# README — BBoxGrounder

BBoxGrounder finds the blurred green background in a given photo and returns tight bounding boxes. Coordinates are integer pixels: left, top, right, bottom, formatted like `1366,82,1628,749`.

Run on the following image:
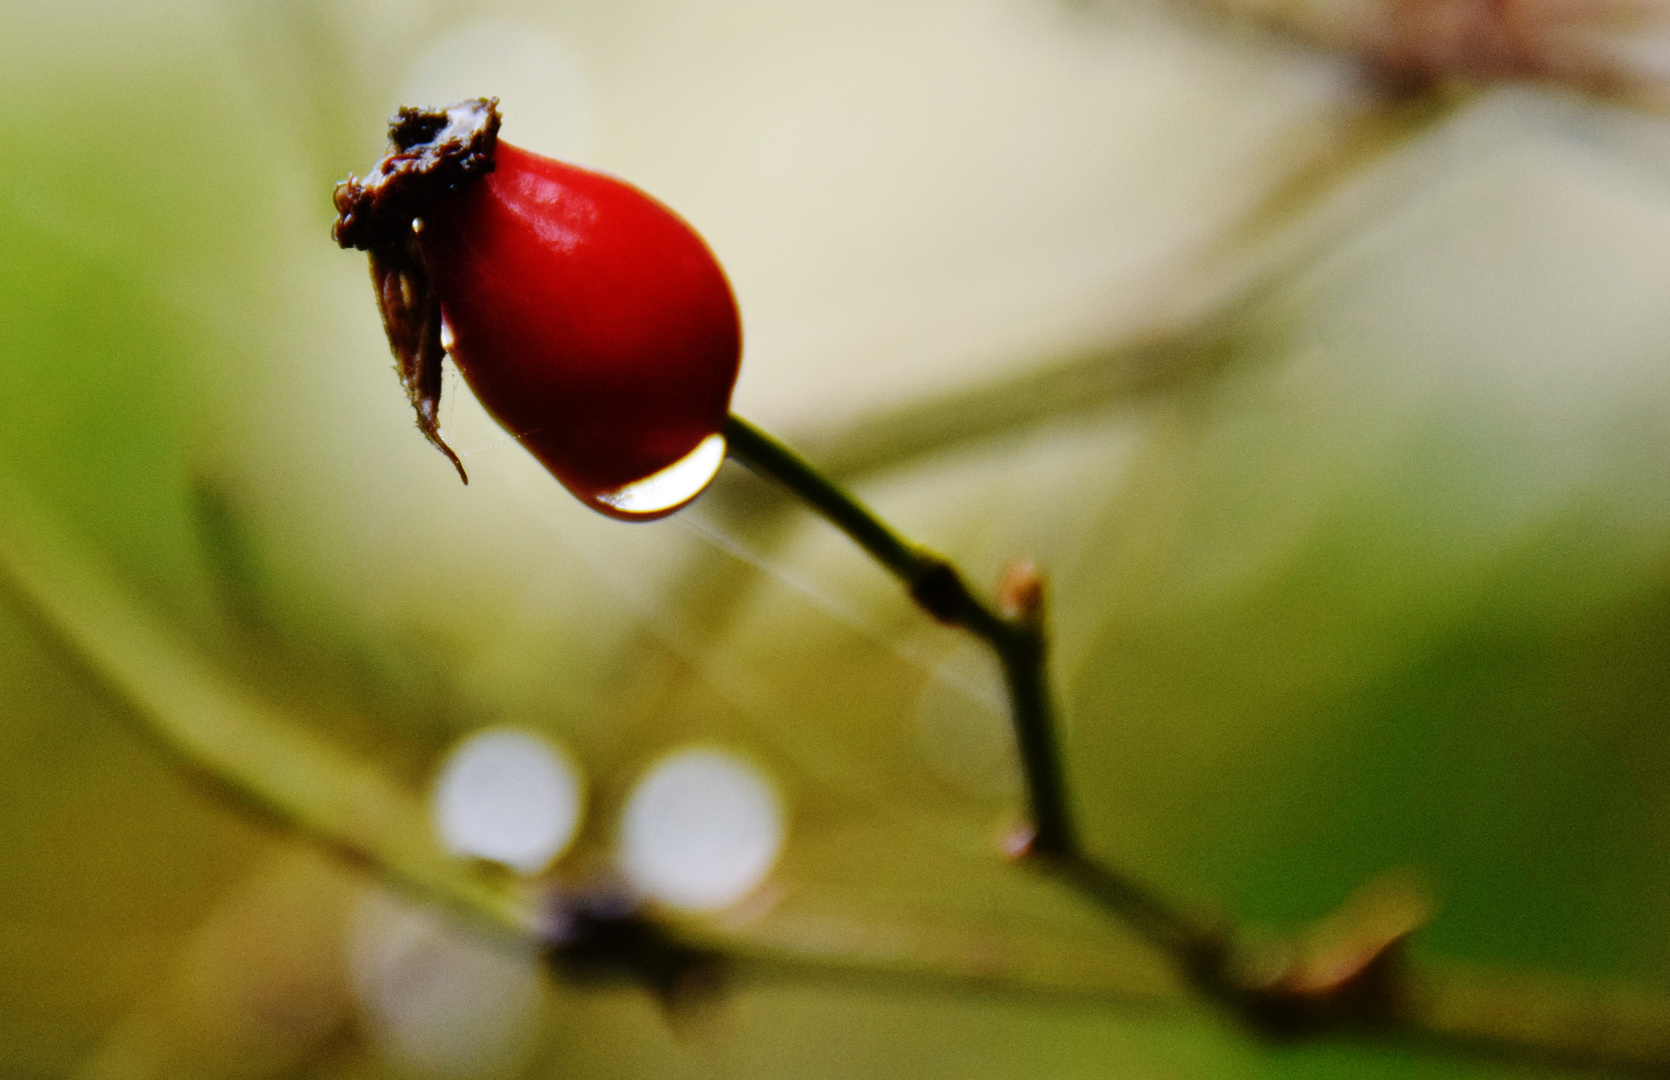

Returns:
2,0,1669,1077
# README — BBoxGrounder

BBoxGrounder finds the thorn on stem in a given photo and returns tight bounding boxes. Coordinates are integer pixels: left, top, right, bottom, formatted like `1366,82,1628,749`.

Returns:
1235,870,1434,1035
997,559,1044,622
997,822,1038,861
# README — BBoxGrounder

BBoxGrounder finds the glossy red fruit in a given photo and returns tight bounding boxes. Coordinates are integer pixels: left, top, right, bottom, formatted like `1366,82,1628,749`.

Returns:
333,99,741,520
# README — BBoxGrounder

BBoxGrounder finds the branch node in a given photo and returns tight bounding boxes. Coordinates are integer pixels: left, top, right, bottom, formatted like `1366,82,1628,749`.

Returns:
907,556,972,624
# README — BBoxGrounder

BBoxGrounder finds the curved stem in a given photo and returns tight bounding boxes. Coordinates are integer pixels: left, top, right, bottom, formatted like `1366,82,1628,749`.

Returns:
722,415,1217,962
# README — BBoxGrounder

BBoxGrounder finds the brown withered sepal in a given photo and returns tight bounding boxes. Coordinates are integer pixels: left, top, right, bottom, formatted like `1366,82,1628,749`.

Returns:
332,98,503,483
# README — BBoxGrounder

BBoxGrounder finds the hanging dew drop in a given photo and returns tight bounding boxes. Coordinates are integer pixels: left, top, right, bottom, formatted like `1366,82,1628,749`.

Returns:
589,433,727,518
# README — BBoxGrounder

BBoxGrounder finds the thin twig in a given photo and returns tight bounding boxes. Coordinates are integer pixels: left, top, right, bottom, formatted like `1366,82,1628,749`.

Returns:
5,439,1667,1072
724,414,1670,1075
723,415,1222,965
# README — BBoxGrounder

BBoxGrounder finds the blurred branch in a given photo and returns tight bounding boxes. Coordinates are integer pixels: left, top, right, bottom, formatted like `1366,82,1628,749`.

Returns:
1409,963,1670,1074
0,468,537,945
716,86,1468,500
1,461,1666,1072
724,417,1228,951
0,464,1192,1003
721,415,1670,1075
725,415,1220,961
685,91,1470,662
786,326,1237,487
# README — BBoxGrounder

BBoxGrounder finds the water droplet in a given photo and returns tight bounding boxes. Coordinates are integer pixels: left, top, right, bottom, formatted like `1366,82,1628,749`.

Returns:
589,433,726,519
431,728,584,874
618,747,784,912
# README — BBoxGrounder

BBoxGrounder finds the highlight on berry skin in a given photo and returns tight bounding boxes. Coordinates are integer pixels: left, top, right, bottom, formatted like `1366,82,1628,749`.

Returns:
334,98,742,520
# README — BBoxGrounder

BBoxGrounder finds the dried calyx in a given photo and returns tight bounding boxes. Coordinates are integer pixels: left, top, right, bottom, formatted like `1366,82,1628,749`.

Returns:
332,98,503,482
333,99,501,251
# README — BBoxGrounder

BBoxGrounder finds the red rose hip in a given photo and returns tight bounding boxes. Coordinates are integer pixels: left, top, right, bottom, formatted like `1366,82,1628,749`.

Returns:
333,99,741,520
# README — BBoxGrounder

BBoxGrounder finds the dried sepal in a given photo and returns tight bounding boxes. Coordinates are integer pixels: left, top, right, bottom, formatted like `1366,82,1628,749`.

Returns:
332,99,502,251
333,98,503,483
368,242,467,483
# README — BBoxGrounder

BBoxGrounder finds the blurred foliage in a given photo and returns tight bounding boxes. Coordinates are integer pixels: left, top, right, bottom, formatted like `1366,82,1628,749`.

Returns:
2,0,1669,1078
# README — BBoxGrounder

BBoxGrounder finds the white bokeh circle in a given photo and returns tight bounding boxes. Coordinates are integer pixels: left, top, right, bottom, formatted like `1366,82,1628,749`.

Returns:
619,747,785,912
431,728,583,874
349,888,543,1079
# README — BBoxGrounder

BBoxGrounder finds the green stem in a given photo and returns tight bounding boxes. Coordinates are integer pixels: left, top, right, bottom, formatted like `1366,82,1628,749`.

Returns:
722,415,1213,960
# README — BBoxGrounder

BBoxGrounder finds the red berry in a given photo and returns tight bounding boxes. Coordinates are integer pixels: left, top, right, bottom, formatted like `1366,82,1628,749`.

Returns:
333,99,741,520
